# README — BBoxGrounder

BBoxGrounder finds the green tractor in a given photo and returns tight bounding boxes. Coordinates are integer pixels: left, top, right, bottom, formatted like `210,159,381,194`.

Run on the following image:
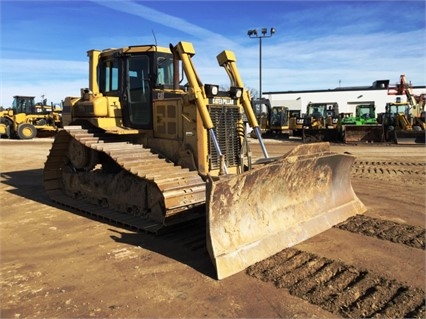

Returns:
339,103,384,143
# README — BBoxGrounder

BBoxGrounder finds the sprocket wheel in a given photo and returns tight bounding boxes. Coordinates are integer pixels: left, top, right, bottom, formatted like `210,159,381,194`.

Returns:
68,138,98,170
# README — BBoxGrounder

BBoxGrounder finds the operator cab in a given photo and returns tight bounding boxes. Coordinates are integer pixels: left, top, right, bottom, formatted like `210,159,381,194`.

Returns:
97,46,175,130
12,96,36,114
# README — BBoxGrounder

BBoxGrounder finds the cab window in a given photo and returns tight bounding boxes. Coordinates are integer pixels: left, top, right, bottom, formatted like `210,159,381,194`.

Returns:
156,56,174,88
101,60,119,93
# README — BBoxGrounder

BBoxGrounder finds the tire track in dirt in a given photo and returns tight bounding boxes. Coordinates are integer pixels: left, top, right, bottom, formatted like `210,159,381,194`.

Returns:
335,214,425,250
351,161,426,185
247,248,425,319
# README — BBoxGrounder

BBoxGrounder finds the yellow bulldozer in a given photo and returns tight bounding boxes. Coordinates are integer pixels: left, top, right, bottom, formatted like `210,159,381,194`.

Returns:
290,102,341,142
0,95,62,139
250,98,300,138
43,41,365,279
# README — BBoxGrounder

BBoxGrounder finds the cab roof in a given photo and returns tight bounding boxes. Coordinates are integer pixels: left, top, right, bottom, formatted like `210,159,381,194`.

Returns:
93,45,171,57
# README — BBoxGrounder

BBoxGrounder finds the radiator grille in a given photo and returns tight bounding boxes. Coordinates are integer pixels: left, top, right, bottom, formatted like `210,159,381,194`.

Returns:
208,105,241,170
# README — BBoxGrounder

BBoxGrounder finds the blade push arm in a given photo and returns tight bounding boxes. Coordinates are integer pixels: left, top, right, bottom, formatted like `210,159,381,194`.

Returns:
217,50,269,159
173,42,228,174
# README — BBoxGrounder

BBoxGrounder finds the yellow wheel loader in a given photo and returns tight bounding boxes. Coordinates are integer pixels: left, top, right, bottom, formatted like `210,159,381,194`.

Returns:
0,96,62,139
43,41,365,279
378,101,425,144
384,75,425,144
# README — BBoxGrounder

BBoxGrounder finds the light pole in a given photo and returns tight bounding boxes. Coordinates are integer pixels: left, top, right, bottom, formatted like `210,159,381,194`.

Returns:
247,27,276,100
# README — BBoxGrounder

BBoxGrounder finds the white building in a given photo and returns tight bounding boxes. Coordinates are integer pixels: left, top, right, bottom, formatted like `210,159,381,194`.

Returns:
263,79,426,115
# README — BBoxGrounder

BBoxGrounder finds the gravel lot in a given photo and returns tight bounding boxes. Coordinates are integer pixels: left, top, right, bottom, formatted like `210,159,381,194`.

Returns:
1,137,425,318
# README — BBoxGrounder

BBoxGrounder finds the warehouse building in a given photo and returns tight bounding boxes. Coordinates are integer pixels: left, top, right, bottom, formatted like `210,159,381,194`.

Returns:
263,78,426,115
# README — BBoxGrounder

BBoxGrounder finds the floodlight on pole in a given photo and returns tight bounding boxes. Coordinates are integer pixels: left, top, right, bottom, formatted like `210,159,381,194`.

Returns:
247,27,276,99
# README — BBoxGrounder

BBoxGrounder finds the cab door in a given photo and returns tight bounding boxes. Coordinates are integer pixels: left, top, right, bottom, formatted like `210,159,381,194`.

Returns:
126,55,152,129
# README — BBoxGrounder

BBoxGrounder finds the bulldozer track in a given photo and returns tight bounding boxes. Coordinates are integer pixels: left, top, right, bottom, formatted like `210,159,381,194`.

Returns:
335,214,425,250
43,126,206,234
247,247,425,319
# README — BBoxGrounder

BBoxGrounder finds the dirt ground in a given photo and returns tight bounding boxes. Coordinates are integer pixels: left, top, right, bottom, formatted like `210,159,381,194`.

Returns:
1,137,425,318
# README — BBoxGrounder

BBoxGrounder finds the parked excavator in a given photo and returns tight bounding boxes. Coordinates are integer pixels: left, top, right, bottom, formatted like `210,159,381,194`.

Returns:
43,41,365,279
338,103,384,143
0,95,62,139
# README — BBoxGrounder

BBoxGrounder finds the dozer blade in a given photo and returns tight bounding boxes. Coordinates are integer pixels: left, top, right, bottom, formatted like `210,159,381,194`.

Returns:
302,128,340,143
206,142,366,279
342,125,384,143
395,130,425,144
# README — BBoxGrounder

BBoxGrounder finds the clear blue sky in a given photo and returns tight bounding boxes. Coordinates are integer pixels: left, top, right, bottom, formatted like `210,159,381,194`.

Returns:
0,0,425,106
